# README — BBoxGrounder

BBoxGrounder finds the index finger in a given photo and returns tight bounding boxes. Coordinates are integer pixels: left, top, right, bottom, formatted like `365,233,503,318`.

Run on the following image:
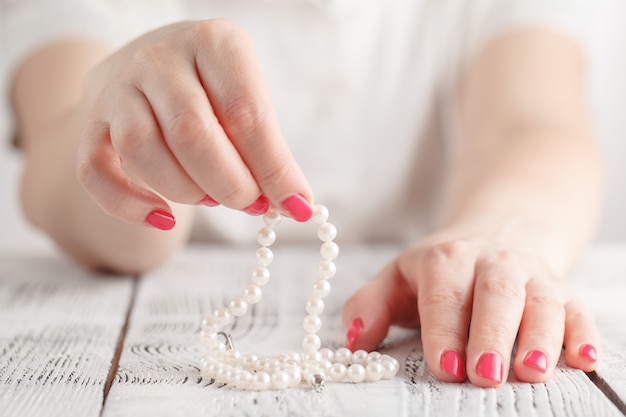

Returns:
193,19,314,221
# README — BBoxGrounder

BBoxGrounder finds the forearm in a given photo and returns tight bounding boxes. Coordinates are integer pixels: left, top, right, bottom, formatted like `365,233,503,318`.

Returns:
13,40,193,273
440,127,603,276
439,30,603,276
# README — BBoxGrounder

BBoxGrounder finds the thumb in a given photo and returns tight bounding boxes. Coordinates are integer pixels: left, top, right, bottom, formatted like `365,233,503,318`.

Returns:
341,260,419,351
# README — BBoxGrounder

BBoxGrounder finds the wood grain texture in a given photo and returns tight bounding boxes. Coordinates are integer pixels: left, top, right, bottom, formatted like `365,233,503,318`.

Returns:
0,255,134,417
102,245,624,417
569,245,626,412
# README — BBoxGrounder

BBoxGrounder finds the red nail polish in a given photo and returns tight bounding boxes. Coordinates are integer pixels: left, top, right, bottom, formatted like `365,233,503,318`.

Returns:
199,195,219,207
145,210,176,231
243,195,270,216
280,194,313,222
441,350,465,380
579,344,598,362
346,318,363,351
523,350,548,373
476,352,503,383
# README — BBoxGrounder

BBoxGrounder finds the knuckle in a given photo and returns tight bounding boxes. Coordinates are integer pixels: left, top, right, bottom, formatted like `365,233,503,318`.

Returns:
221,95,270,137
192,18,248,48
476,322,515,345
424,240,472,263
165,110,212,147
491,249,518,265
75,153,94,187
423,286,467,311
217,179,255,208
477,275,522,300
527,294,565,313
112,124,152,160
255,154,292,186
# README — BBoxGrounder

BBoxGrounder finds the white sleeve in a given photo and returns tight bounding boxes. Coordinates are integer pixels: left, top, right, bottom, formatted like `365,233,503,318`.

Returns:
464,0,585,63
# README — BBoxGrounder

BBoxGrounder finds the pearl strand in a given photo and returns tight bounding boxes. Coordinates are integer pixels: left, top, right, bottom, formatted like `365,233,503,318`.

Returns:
198,205,399,391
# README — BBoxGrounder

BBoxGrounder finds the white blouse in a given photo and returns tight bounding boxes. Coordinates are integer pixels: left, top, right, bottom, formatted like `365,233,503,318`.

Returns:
1,0,584,244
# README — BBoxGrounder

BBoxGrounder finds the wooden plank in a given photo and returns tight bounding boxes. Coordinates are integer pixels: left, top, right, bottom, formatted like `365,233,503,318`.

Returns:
569,245,626,412
103,245,624,417
0,255,134,417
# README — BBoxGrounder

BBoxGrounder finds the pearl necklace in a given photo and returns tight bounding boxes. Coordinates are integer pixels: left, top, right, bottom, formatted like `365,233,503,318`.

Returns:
198,205,399,391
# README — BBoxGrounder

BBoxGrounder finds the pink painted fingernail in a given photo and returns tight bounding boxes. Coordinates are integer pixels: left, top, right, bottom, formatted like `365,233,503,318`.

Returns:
523,350,548,373
440,349,465,380
280,194,313,222
198,195,219,207
346,318,363,351
476,352,503,383
243,195,270,216
579,344,598,362
145,210,176,231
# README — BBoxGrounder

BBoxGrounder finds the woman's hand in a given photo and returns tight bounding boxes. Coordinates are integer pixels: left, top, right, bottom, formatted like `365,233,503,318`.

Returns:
342,227,601,387
77,19,313,230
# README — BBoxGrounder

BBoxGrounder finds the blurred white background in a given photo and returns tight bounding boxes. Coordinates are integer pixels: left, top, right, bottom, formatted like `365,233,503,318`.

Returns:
0,0,624,253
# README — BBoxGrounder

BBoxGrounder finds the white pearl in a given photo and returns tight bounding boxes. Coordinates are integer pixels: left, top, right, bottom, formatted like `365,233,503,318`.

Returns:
317,359,332,371
251,266,270,286
210,342,226,355
301,351,322,363
319,348,334,362
225,349,242,366
302,334,322,352
263,209,282,226
257,226,276,246
317,260,337,279
200,355,211,370
329,363,347,382
347,364,366,383
368,351,382,362
255,247,273,266
243,284,262,304
365,362,384,382
284,351,301,363
213,307,233,327
215,365,230,384
253,372,271,391
303,315,322,334
320,241,339,260
236,370,253,389
335,347,352,365
352,350,369,365
381,357,399,379
312,205,329,224
242,354,258,370
382,355,400,371
305,297,325,316
263,358,280,373
317,222,337,242
229,297,248,316
205,362,219,378
271,370,290,390
200,316,220,334
285,366,302,387
312,279,331,298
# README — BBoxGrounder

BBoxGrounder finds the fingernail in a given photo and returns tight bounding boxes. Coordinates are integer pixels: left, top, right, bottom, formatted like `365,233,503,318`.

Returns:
476,352,503,383
243,195,270,216
198,195,219,207
440,349,465,380
280,194,313,222
346,318,363,351
523,350,548,373
145,210,176,231
579,344,598,362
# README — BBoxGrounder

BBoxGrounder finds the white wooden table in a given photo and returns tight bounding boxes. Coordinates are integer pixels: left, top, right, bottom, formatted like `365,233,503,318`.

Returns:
1,244,625,417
